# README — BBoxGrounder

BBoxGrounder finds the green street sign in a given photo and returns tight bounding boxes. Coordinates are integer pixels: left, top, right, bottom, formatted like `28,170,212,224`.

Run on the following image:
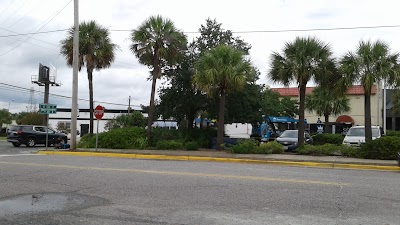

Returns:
39,103,57,114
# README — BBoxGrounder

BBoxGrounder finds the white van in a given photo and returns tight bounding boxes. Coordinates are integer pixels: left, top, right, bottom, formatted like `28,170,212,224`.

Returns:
342,126,382,146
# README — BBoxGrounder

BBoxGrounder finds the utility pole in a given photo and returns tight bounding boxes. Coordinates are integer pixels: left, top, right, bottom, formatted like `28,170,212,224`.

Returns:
71,0,79,150
128,96,131,113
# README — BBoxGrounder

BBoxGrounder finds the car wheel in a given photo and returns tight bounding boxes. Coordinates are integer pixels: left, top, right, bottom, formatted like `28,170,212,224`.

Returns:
12,142,21,147
26,137,36,147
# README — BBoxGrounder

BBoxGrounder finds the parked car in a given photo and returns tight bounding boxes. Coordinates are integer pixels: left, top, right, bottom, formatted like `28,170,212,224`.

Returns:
342,126,382,147
7,125,68,147
276,130,313,151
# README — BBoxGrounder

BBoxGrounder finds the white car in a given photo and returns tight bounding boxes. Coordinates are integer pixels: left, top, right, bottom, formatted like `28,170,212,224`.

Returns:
342,126,382,146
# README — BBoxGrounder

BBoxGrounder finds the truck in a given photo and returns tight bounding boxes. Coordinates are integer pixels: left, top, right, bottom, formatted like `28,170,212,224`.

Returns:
251,115,306,142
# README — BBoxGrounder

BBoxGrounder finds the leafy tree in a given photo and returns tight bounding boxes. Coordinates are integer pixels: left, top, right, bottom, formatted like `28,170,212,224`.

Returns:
305,87,350,133
60,21,117,135
56,123,71,134
339,40,400,141
105,111,146,130
194,45,252,150
158,54,206,128
261,88,298,117
130,15,187,141
158,18,253,128
0,109,12,129
269,37,334,145
190,18,251,56
17,112,43,125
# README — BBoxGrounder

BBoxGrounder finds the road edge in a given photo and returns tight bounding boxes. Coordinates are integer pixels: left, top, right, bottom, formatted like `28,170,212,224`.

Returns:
37,150,400,172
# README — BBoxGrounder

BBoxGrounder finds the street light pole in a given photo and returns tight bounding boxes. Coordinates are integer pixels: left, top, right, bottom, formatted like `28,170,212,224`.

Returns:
71,0,79,150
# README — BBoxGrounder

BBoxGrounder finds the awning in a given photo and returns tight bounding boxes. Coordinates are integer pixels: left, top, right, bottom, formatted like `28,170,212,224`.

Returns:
336,115,354,124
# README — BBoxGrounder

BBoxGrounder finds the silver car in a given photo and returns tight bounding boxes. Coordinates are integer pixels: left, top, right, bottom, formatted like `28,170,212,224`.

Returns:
276,130,313,151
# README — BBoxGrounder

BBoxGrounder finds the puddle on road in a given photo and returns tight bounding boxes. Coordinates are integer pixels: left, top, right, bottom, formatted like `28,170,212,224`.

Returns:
0,192,109,217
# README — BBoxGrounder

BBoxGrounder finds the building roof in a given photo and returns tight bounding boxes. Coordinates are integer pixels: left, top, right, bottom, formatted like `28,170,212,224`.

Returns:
272,85,377,97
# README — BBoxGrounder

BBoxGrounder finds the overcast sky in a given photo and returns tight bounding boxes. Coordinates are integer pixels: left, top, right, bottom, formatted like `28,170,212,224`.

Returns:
0,0,399,113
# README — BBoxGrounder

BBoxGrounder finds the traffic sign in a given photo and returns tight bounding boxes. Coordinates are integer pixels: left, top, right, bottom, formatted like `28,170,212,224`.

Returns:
39,103,57,114
94,105,104,120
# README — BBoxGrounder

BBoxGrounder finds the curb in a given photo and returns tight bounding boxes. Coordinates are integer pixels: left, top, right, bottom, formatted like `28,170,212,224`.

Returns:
37,150,400,172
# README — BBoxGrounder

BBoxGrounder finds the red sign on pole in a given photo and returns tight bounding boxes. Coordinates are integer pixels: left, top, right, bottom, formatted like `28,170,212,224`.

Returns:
94,105,104,120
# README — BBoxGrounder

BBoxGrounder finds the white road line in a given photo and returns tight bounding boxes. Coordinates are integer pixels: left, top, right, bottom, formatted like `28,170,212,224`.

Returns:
0,154,40,157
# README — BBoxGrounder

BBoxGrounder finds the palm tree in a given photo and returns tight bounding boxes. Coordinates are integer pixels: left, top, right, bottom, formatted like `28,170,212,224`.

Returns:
305,87,350,133
60,21,117,135
130,15,187,141
269,37,334,145
339,40,400,141
194,45,251,150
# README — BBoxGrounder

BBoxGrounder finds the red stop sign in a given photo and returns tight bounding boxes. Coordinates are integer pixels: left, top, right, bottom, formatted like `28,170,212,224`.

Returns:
94,105,104,120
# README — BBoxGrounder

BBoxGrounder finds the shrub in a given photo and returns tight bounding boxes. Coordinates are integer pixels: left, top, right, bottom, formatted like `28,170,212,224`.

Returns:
77,127,148,149
229,140,284,154
151,128,216,148
184,142,199,151
257,141,284,154
340,145,364,158
156,140,183,150
312,134,344,145
297,144,342,156
229,139,259,154
360,136,400,160
385,130,400,137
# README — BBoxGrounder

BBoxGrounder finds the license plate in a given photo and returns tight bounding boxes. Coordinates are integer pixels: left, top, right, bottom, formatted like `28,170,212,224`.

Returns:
283,146,288,150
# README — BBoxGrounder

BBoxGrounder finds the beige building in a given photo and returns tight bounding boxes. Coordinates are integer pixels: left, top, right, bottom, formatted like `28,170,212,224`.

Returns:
272,85,382,133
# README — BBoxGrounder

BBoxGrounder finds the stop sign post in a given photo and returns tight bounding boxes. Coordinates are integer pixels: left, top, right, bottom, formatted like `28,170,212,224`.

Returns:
94,105,104,151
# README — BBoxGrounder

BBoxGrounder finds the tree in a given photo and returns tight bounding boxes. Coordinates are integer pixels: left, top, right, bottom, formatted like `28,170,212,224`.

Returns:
130,15,187,141
305,87,350,133
269,37,334,145
194,45,252,150
0,109,12,129
60,21,117,135
190,18,251,56
157,18,253,128
105,111,146,130
17,112,43,125
339,40,400,141
261,88,298,117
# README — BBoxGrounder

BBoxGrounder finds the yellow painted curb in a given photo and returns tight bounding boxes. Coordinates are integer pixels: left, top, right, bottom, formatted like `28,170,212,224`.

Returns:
266,160,334,168
334,163,400,171
36,151,400,171
135,154,189,161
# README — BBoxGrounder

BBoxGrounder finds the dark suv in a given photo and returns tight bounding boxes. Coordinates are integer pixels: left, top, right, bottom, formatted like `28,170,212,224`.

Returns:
7,125,68,147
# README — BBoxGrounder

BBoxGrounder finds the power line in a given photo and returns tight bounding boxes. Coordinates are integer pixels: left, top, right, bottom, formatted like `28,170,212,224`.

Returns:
110,24,400,34
2,24,400,39
0,0,72,56
0,82,142,108
0,28,68,38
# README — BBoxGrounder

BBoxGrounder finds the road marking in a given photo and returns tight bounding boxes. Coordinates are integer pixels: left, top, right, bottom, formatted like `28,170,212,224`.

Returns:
0,154,40,157
0,161,349,186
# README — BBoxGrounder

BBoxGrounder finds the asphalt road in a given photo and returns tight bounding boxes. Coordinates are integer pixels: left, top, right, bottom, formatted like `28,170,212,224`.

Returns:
0,143,399,224
0,139,42,155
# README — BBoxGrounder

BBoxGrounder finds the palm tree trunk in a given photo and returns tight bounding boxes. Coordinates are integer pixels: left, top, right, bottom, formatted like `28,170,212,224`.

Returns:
88,69,94,136
147,74,157,142
217,89,226,150
298,84,306,145
364,92,372,141
147,50,160,143
324,113,330,133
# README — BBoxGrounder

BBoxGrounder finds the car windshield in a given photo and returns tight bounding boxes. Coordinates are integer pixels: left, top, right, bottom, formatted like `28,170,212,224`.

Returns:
279,130,298,138
346,127,380,137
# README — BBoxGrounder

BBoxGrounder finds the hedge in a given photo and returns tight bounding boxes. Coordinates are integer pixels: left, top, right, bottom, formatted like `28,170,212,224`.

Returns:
312,134,344,145
361,136,400,160
229,140,284,154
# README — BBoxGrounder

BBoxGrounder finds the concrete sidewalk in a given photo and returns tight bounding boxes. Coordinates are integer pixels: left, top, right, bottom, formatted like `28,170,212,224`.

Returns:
37,148,400,171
